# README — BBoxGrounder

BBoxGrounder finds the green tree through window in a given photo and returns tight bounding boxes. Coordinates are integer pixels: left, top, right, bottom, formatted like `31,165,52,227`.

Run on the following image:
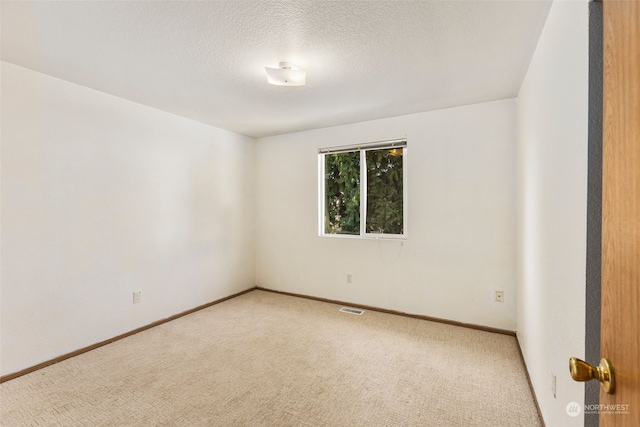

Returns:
366,148,403,234
324,151,360,234
322,145,405,236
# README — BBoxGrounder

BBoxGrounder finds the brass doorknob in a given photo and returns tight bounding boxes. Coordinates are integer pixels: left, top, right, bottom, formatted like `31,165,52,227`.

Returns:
569,357,615,394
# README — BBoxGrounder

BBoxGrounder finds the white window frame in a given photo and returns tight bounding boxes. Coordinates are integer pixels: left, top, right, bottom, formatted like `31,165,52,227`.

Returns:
318,139,408,240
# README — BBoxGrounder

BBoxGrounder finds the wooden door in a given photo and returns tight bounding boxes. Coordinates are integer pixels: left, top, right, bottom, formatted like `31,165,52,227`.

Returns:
601,0,640,425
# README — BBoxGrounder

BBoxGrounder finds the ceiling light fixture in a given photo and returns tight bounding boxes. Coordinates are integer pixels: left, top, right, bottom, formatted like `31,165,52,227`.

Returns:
265,62,306,86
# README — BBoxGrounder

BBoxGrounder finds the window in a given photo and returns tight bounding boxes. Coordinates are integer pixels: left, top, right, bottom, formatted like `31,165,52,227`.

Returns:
319,139,407,238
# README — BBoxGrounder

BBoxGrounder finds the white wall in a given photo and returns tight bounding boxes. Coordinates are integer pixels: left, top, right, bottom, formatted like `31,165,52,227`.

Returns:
516,1,589,426
256,99,517,330
0,62,256,376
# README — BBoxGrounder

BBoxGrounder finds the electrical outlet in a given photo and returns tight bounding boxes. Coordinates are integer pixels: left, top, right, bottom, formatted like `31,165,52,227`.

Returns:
551,372,557,398
133,291,142,304
346,273,353,284
495,291,504,303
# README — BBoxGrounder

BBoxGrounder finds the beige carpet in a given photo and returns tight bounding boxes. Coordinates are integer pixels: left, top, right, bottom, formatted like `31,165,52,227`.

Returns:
0,290,541,426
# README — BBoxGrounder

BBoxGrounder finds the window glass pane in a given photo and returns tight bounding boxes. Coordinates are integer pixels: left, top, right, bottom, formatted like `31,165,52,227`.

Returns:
324,151,360,234
366,148,403,234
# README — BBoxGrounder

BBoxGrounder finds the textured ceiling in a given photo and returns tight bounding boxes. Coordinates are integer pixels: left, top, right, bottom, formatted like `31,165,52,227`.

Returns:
1,1,551,138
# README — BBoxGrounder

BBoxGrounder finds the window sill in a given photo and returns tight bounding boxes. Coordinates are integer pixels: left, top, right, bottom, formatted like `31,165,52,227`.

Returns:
319,233,407,241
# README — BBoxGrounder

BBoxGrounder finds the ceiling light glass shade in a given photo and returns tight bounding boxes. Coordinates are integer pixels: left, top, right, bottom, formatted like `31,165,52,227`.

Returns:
265,62,306,86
